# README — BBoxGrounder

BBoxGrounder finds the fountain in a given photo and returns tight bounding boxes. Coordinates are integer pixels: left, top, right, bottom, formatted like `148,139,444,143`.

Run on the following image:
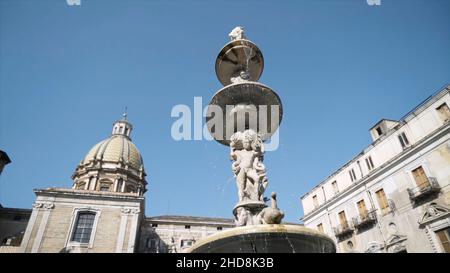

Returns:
187,27,336,253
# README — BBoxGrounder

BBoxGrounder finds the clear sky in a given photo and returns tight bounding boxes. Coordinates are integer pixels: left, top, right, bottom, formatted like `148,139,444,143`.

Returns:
0,0,449,223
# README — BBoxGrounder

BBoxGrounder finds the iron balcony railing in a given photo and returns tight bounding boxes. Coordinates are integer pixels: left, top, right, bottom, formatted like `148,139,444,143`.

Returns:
407,177,440,201
333,222,354,238
352,210,377,229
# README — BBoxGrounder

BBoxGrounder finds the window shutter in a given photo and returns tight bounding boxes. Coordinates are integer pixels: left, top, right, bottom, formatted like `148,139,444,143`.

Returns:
436,229,450,253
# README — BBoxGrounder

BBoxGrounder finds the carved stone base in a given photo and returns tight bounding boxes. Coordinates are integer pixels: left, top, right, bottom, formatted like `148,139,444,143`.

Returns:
233,201,266,226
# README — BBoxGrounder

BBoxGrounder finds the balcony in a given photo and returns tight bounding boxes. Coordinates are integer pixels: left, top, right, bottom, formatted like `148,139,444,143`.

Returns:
352,211,377,230
333,223,354,238
407,177,440,202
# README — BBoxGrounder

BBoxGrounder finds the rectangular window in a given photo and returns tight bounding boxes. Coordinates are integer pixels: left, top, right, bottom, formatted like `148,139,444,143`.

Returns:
376,127,383,136
436,103,450,122
331,181,339,195
357,200,368,219
411,166,430,189
98,181,111,191
398,132,410,149
181,240,194,247
71,212,95,244
151,223,158,228
185,225,191,229
217,226,223,231
338,211,348,228
317,223,324,233
349,169,357,182
436,228,450,253
375,189,390,214
312,195,319,208
365,156,374,170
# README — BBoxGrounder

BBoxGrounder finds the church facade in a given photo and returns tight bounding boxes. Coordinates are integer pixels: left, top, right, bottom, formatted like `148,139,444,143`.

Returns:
0,115,234,253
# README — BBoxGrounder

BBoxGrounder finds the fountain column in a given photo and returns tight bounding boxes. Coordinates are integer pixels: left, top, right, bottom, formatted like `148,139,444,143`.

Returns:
188,27,336,253
206,26,284,226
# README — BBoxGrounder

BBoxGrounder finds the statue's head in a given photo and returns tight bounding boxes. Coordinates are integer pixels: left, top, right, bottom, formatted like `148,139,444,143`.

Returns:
243,130,257,150
242,139,251,150
230,129,262,151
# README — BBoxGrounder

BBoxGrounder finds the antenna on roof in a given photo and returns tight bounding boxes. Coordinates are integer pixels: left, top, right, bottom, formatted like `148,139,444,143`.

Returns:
123,106,128,120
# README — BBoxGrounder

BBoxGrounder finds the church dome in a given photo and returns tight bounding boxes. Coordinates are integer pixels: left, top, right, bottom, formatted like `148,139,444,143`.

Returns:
82,135,144,170
72,113,147,195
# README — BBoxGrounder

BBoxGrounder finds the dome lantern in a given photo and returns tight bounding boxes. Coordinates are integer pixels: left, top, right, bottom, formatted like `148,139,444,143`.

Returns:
112,111,133,139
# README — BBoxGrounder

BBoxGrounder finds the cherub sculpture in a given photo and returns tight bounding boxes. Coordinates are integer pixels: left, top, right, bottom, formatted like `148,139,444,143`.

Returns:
230,130,268,202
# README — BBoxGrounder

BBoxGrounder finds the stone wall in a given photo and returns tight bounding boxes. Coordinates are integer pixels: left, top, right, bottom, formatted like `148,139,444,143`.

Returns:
19,188,144,253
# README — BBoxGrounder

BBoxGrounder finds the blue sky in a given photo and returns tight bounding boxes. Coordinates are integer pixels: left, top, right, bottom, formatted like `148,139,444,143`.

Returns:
0,0,449,223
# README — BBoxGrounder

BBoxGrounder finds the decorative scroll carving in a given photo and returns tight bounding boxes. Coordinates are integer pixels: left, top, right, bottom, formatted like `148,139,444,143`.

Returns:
365,241,384,253
121,208,140,214
33,202,55,210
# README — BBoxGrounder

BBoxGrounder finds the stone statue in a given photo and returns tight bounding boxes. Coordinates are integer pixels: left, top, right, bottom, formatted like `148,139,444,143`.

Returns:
258,192,284,224
230,130,268,202
168,237,177,253
229,26,247,41
235,207,251,226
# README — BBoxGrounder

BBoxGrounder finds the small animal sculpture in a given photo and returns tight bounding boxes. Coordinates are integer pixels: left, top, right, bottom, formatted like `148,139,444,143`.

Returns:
258,192,284,224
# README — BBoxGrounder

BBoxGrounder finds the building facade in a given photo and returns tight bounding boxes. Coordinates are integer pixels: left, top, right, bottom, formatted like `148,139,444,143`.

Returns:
137,215,234,253
300,85,450,253
0,115,234,253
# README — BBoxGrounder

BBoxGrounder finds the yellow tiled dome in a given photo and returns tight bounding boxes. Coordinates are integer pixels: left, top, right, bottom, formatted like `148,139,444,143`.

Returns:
83,135,143,170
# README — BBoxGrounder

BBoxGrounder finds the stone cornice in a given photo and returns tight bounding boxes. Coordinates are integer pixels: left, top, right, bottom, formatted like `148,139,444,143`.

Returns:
73,164,146,183
146,216,235,227
34,188,145,203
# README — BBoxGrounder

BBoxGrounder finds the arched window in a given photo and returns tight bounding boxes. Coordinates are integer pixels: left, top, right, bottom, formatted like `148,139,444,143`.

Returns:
71,212,96,244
